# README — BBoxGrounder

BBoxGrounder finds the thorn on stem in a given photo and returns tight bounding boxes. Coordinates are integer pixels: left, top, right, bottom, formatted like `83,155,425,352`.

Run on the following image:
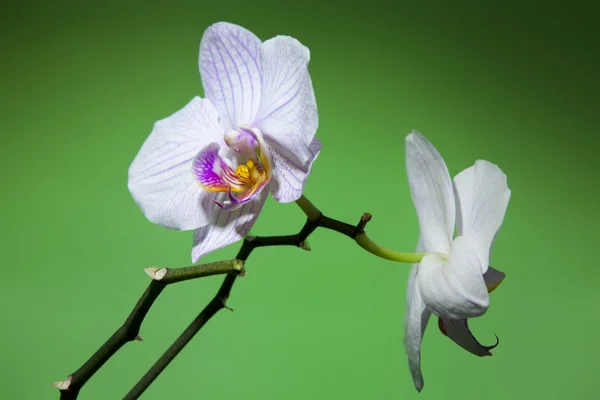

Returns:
134,335,144,341
220,296,234,312
299,240,311,251
52,375,72,390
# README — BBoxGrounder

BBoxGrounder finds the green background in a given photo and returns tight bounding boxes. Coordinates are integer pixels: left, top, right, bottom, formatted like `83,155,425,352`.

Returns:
2,0,598,398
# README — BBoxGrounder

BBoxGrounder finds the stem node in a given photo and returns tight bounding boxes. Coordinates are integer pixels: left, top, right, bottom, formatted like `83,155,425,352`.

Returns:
52,376,72,390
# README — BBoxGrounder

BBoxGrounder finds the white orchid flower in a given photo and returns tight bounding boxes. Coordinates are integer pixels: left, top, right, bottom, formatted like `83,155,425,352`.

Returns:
403,131,511,391
128,22,320,262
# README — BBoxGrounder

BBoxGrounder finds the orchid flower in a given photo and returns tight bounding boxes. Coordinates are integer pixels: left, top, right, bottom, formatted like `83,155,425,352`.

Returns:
403,131,511,391
128,22,320,262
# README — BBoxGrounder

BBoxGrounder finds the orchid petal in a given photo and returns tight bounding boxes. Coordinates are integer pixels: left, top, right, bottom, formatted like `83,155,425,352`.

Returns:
405,131,455,255
483,266,505,293
199,22,262,130
253,36,318,168
438,318,499,356
192,143,248,192
128,97,223,231
418,236,489,319
404,237,430,392
191,190,268,262
267,137,321,203
453,160,511,273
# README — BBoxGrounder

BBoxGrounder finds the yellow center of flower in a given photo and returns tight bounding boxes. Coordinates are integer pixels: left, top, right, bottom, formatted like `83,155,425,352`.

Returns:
235,159,262,182
236,165,250,180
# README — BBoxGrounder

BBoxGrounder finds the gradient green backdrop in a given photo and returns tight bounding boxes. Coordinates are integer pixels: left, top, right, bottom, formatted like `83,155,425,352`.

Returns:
2,0,598,399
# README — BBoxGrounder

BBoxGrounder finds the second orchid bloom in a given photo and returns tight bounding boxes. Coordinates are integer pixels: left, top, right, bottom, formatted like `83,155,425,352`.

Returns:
404,131,511,391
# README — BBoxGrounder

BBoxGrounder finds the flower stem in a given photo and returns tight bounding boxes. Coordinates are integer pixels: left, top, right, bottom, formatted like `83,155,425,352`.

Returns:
146,260,244,284
296,195,423,264
295,195,321,220
355,233,425,263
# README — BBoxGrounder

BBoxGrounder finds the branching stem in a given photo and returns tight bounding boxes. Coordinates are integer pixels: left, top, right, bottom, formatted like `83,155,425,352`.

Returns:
55,195,419,399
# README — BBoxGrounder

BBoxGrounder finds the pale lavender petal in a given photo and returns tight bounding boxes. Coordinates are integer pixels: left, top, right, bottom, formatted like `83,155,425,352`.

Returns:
438,318,499,356
199,22,263,130
192,142,247,191
404,237,430,392
128,97,223,230
252,36,318,168
191,189,268,262
267,137,321,203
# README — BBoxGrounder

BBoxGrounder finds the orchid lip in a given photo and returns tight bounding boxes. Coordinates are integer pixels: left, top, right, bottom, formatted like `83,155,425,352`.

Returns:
192,143,247,193
438,318,500,357
193,128,272,211
213,176,272,210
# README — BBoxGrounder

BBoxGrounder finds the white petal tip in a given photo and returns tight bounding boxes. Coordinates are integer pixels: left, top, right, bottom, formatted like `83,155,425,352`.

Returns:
406,130,423,142
144,267,167,281
271,35,310,59
52,376,72,390
410,368,424,392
